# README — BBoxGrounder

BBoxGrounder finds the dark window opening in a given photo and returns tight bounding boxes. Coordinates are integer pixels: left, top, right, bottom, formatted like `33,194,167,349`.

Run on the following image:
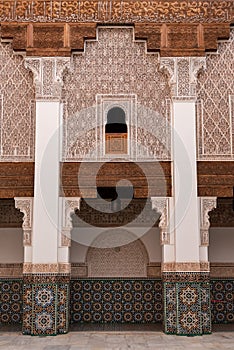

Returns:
97,187,134,200
105,107,127,133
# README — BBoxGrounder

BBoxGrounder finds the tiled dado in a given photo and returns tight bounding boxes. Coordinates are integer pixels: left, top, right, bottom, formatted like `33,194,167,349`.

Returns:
70,279,163,324
210,279,234,324
163,272,211,335
23,274,69,336
0,279,23,324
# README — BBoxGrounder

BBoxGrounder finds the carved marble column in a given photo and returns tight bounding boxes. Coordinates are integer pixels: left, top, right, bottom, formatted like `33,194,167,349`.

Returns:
160,57,211,335
22,57,71,336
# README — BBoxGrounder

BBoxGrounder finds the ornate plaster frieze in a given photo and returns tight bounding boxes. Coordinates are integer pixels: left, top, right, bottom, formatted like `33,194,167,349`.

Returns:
14,197,33,246
0,1,233,23
61,197,80,247
24,57,70,100
151,197,169,245
162,262,210,272
23,262,70,274
160,57,206,100
200,197,217,246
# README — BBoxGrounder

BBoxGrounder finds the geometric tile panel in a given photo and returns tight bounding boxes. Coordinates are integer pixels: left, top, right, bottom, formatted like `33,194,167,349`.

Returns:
177,283,202,335
210,279,234,324
0,279,23,324
164,281,211,335
22,281,69,336
70,279,163,324
33,284,57,335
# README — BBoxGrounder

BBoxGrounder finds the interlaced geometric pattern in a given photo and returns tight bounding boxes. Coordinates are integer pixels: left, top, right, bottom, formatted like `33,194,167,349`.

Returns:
0,279,23,324
0,42,35,161
62,28,171,161
70,279,163,324
210,279,234,323
197,29,234,159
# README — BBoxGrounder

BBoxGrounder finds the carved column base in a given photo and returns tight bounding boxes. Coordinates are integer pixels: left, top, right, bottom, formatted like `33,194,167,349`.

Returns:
22,274,70,335
162,272,211,335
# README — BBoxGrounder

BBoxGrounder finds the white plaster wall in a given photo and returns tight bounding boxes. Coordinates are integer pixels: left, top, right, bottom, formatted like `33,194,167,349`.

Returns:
209,227,234,262
70,227,161,263
0,228,23,262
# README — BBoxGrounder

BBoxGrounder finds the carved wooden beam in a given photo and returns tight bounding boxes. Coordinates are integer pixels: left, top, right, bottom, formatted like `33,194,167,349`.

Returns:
135,23,230,56
0,161,233,198
0,22,97,56
0,21,231,57
60,161,172,198
0,162,34,198
0,0,233,57
197,161,234,197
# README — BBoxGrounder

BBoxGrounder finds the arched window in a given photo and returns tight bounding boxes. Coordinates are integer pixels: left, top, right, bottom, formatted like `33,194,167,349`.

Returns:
105,107,128,154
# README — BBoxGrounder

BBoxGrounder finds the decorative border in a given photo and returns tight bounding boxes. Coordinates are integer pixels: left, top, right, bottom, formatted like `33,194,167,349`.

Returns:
23,263,71,274
162,262,210,273
0,1,232,23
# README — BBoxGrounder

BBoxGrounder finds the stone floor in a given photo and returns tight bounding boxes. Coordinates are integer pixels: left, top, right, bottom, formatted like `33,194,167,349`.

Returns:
0,326,234,350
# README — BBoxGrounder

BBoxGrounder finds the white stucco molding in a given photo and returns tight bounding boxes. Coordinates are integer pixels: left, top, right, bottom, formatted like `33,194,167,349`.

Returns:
151,197,170,245
61,197,81,247
200,197,217,246
160,57,206,99
14,197,33,246
24,57,71,100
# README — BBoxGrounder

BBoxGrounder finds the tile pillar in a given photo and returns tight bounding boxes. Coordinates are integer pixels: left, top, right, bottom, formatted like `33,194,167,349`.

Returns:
160,57,211,335
22,57,71,335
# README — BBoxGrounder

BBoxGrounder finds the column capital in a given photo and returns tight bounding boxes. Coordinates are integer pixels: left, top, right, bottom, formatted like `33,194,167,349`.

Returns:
14,197,33,246
151,197,170,245
24,57,71,100
160,57,206,101
200,197,217,246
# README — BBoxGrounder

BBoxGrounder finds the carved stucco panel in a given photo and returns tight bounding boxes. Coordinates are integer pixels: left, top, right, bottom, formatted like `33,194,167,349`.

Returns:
197,29,234,159
14,197,33,246
61,197,80,247
62,27,171,161
151,197,169,245
0,42,35,161
200,197,217,246
160,57,206,99
25,57,70,99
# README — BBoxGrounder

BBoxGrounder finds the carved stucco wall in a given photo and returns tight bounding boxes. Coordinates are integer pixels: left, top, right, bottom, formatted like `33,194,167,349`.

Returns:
197,29,234,159
62,27,171,161
0,41,35,161
86,233,149,277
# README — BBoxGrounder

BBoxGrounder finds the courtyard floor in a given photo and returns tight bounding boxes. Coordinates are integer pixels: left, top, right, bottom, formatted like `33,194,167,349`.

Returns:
0,326,234,350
